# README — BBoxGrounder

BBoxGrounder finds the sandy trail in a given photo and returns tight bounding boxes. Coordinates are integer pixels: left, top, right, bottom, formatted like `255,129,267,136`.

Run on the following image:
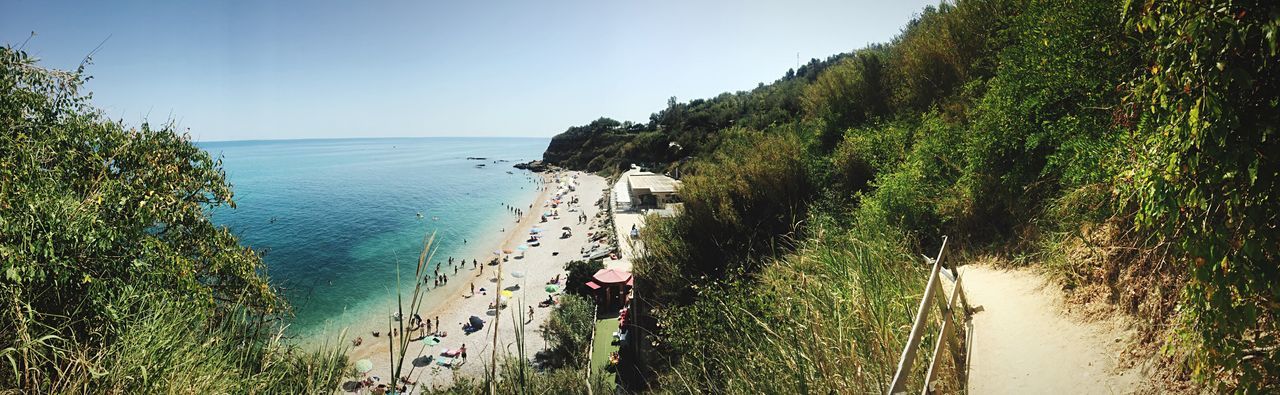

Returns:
963,265,1145,394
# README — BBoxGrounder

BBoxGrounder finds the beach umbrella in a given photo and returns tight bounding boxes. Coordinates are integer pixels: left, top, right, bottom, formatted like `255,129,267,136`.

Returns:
510,271,526,278
355,359,374,374
530,228,542,234
492,250,502,256
516,244,529,251
561,226,571,230
468,316,485,329
503,248,515,254
500,290,514,298
545,284,560,292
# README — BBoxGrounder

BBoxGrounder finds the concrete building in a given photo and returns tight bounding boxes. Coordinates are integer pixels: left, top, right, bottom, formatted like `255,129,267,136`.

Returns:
627,173,681,208
612,167,683,212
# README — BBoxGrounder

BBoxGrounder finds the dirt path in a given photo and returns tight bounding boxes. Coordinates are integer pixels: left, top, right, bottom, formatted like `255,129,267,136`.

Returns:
963,264,1147,394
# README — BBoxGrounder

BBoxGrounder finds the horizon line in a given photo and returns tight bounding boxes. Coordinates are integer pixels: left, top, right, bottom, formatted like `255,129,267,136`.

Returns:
195,135,554,144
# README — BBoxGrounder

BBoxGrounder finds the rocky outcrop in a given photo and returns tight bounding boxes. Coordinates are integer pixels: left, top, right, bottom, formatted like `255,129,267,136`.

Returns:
513,160,553,172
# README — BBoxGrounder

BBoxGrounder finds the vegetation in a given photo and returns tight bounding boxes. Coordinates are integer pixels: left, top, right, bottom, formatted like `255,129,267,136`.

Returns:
5,0,1278,392
545,0,1279,392
0,47,347,392
563,259,605,297
538,294,596,370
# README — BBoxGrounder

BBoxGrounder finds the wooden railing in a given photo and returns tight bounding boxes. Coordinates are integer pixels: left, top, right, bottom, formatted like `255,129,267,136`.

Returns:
887,236,971,395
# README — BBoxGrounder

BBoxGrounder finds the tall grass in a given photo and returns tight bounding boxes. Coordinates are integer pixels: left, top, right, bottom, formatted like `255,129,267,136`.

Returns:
377,231,444,390
647,213,959,393
1,290,349,393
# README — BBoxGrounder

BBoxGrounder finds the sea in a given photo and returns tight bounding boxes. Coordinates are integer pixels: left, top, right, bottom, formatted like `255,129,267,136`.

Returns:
198,137,548,340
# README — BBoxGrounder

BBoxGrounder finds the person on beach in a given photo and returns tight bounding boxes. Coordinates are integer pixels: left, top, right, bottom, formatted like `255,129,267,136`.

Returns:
435,317,440,332
527,306,534,323
470,283,475,295
460,344,468,360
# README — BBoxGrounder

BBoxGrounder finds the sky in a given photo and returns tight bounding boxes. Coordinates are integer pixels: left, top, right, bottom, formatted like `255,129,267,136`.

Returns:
2,0,937,141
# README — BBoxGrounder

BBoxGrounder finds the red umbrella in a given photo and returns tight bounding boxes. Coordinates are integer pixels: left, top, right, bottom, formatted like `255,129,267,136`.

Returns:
592,269,632,285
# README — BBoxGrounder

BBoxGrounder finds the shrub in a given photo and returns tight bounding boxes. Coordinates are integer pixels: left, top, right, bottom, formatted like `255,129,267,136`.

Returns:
564,259,605,297
0,46,344,392
963,0,1130,232
637,128,813,306
803,51,889,149
1122,0,1280,387
539,294,596,369
830,122,912,193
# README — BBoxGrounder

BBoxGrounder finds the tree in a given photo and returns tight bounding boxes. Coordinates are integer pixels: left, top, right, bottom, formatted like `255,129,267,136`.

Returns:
1,46,283,389
564,259,605,296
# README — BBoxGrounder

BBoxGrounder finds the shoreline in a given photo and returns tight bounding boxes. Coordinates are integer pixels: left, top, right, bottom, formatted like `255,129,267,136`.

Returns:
290,171,544,345
342,170,611,390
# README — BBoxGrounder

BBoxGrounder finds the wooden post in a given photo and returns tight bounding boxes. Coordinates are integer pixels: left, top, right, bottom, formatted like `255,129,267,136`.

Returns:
954,279,972,317
887,236,948,394
921,273,963,394
931,279,963,372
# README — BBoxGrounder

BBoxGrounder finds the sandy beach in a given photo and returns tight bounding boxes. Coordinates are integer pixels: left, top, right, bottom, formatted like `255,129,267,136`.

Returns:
342,170,611,391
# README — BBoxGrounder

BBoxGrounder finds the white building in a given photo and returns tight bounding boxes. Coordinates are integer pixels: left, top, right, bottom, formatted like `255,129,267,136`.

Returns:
612,166,681,211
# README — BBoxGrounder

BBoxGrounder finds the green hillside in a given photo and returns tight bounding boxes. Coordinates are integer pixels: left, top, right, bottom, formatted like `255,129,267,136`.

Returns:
544,0,1279,392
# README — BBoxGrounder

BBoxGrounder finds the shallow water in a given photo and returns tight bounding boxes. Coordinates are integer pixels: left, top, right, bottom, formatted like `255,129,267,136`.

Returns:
199,137,547,339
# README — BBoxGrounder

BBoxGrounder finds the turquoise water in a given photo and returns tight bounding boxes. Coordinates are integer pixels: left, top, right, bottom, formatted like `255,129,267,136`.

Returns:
199,137,547,338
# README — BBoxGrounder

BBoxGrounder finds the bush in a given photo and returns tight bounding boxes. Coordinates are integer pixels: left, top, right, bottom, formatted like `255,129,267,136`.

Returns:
853,113,967,245
803,51,889,149
637,128,813,306
830,122,912,193
0,46,344,392
963,0,1130,231
539,294,596,369
564,259,605,297
1122,0,1280,387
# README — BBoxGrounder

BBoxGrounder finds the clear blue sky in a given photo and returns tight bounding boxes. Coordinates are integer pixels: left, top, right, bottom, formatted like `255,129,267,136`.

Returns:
3,0,937,141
